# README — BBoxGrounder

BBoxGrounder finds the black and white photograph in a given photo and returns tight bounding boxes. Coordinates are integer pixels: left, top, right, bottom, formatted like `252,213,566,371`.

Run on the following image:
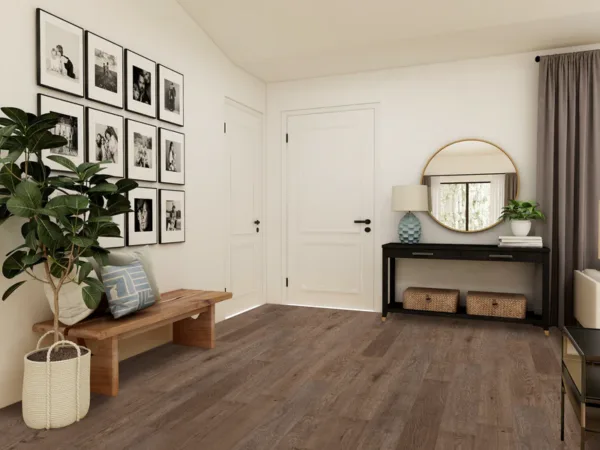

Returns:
160,189,185,244
159,128,185,184
125,50,156,118
99,214,126,249
158,65,184,126
38,94,85,171
86,108,124,177
86,32,123,108
37,9,84,97
127,187,157,246
126,119,157,181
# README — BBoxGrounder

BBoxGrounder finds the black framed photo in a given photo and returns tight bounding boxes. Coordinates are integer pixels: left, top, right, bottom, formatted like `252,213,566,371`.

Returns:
157,65,184,126
86,108,124,178
159,128,185,185
38,94,85,172
126,119,157,182
99,214,126,249
160,189,185,244
85,32,123,108
125,50,156,118
128,187,158,246
37,9,84,97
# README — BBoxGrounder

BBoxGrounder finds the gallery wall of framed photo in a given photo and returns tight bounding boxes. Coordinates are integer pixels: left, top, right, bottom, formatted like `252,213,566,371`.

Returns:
35,8,186,248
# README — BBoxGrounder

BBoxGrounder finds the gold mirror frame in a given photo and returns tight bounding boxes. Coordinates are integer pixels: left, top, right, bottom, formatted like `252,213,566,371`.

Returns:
421,138,520,234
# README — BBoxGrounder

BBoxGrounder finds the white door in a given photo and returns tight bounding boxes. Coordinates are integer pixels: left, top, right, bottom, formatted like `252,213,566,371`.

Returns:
286,108,375,311
222,100,263,319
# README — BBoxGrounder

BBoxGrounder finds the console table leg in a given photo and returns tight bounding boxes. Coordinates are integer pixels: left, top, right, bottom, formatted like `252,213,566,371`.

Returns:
382,251,389,321
173,305,215,349
91,337,118,397
561,381,565,442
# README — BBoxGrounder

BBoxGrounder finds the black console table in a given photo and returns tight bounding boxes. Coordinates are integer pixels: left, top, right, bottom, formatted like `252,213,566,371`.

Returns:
382,243,555,334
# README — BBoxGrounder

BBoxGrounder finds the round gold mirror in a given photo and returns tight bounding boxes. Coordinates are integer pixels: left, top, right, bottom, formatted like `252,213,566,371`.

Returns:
421,139,519,233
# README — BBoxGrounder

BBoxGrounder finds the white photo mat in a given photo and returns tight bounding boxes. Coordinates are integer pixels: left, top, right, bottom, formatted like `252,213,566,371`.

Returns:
125,50,156,118
37,9,84,97
158,65,184,126
86,108,124,178
38,94,85,172
160,189,185,244
128,187,157,246
126,119,157,182
86,32,123,108
159,128,185,185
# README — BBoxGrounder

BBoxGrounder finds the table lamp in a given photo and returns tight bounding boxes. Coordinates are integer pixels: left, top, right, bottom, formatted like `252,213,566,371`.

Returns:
392,185,429,244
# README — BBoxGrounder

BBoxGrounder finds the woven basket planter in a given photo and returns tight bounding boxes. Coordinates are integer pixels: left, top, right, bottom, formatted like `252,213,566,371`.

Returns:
403,287,459,313
22,332,90,430
466,291,526,319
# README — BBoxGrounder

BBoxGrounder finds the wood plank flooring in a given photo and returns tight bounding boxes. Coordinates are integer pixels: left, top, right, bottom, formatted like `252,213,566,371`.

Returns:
0,305,592,449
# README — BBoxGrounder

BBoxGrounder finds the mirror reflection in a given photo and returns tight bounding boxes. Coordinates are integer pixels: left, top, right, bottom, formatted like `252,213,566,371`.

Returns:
422,139,518,233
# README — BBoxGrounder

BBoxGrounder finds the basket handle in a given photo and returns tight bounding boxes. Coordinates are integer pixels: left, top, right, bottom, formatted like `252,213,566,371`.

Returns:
425,295,432,301
492,300,499,307
36,330,65,349
45,340,82,430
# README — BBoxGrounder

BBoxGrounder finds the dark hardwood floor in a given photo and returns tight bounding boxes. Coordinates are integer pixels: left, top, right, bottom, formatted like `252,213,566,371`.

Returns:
0,305,590,449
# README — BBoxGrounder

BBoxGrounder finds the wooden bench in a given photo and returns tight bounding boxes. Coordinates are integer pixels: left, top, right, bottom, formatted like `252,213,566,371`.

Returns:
32,289,232,397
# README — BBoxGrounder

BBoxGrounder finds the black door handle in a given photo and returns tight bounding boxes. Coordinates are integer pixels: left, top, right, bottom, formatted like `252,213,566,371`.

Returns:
254,220,260,225
354,219,371,225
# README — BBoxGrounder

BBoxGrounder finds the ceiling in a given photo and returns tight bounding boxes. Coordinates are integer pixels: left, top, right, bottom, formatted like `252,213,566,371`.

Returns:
177,0,600,82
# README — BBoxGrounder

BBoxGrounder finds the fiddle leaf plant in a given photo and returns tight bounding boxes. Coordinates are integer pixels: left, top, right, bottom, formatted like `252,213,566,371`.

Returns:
499,200,546,222
0,107,137,342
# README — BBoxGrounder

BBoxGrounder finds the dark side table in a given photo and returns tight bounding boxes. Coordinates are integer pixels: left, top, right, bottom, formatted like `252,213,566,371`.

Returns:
562,327,600,449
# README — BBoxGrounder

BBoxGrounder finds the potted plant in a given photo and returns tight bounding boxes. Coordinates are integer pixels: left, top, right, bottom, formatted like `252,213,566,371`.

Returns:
0,107,136,429
499,200,546,236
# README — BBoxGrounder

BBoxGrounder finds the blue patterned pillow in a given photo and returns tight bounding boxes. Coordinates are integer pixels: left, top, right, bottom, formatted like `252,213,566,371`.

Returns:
101,260,156,319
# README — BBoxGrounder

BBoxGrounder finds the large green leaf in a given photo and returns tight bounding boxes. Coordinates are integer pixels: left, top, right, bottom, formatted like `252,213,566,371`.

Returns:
46,195,72,216
0,118,14,127
0,163,22,193
2,281,27,301
83,277,104,292
2,251,27,278
80,165,104,181
90,174,112,185
88,216,113,224
46,155,77,173
88,183,118,194
76,261,93,283
0,124,17,138
5,244,28,256
97,223,121,238
116,179,138,194
25,229,37,250
50,260,68,279
6,180,42,218
37,218,64,247
82,285,103,309
22,252,43,266
69,235,95,247
29,132,67,154
1,108,28,130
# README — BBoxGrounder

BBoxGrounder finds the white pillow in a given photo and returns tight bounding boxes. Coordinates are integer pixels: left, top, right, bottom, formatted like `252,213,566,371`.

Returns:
44,272,100,326
583,269,600,283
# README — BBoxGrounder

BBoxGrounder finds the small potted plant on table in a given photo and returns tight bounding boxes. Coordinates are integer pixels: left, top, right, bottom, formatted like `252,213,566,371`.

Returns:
0,107,136,429
499,200,546,236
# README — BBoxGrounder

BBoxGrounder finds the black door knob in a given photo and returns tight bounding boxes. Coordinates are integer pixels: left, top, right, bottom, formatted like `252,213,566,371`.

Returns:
254,220,260,225
354,219,371,225
365,227,371,233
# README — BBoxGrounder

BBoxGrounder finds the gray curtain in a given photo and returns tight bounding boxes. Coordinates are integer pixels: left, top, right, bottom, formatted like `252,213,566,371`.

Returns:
504,173,518,203
536,50,600,326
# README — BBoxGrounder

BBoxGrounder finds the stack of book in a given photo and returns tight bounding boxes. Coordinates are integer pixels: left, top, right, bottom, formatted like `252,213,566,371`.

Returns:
498,236,543,248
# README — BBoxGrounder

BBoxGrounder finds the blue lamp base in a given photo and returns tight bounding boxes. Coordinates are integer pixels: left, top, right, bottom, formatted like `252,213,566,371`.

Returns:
398,212,422,244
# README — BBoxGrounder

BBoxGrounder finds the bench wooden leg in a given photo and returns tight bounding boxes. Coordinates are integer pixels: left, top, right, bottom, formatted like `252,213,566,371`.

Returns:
173,304,215,349
91,337,119,396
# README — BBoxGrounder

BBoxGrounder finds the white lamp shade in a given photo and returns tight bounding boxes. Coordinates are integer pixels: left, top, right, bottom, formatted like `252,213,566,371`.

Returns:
392,185,429,212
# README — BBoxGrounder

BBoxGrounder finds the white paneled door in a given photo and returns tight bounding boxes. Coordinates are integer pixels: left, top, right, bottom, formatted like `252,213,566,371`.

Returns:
223,100,263,319
286,108,375,310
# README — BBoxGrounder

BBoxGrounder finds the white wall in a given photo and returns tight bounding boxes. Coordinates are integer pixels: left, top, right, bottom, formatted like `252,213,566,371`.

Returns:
266,49,589,315
0,0,265,409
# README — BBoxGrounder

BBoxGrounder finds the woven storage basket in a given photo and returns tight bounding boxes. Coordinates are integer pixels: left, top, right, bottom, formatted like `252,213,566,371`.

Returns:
403,287,459,313
22,331,90,430
466,291,526,319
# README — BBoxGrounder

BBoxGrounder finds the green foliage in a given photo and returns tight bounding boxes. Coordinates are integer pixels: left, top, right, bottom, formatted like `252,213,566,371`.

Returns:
499,200,546,222
0,107,138,315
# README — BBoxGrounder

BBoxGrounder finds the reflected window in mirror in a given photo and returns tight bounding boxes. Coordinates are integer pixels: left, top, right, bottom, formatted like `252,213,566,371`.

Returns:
422,139,518,233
